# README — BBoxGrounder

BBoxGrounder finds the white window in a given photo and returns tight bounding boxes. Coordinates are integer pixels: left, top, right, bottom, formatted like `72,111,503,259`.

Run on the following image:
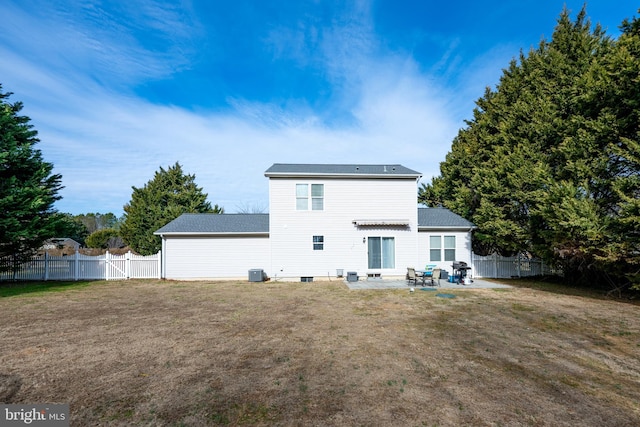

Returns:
296,184,308,210
296,184,324,210
311,184,324,210
368,237,395,269
430,235,456,262
444,236,456,261
313,235,324,250
429,236,441,261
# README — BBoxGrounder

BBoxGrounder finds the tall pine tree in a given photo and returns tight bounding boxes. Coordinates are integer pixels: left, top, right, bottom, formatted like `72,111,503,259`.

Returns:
0,85,64,271
601,12,640,288
120,162,222,255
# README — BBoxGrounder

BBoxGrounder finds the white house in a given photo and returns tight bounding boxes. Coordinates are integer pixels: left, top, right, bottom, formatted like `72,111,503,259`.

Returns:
155,164,475,281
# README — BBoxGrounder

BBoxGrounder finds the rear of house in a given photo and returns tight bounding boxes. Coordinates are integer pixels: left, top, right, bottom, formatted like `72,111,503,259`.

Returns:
266,164,421,280
155,163,475,281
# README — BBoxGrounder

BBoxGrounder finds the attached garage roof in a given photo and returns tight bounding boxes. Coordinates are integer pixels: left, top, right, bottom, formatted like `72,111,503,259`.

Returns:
155,213,269,235
155,208,474,235
417,208,475,229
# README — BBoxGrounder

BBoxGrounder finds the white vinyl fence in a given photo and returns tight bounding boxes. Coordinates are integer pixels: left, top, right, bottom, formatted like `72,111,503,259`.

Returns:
0,251,161,281
472,253,556,279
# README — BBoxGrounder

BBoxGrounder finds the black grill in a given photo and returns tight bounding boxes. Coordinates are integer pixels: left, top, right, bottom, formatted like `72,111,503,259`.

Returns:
451,261,472,285
452,261,469,270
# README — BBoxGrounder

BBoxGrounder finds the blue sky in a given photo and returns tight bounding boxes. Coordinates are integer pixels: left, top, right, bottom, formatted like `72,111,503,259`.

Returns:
0,1,636,216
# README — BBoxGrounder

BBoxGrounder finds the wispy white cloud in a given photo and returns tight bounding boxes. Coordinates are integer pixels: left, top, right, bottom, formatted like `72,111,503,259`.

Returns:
0,0,500,215
0,0,199,88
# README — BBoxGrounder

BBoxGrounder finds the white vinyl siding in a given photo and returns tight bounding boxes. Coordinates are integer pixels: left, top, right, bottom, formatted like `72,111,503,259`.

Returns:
269,178,417,278
163,236,270,279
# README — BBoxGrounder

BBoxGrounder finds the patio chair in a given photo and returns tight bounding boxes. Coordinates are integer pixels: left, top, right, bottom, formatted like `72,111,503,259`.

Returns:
406,267,418,285
423,264,436,276
430,268,441,287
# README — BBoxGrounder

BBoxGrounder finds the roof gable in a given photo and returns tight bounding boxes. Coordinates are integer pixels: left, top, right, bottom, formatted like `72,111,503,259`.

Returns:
155,213,269,235
265,163,421,178
417,208,475,228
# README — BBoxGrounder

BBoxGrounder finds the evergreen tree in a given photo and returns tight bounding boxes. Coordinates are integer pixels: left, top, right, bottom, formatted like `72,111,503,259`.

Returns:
120,162,223,255
420,7,639,286
601,12,640,288
86,228,119,249
0,85,63,271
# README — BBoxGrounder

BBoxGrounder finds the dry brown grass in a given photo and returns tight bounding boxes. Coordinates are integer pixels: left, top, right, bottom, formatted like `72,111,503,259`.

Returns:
1,280,639,426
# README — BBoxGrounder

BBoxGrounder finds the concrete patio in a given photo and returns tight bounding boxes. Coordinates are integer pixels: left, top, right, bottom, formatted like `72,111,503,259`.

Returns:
344,277,511,290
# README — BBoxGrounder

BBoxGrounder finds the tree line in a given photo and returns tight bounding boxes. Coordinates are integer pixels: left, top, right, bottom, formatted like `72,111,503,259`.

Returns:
419,8,640,289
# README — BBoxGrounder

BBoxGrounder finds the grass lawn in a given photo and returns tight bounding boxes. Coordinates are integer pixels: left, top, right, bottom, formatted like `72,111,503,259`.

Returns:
1,279,639,426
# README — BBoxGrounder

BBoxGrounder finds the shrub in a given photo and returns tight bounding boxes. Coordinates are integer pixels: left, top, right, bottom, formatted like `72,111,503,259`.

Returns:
86,228,120,249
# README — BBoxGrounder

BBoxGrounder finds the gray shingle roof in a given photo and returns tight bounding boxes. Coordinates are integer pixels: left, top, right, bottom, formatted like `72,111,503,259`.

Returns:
417,208,475,228
156,209,473,234
155,213,269,235
265,163,421,177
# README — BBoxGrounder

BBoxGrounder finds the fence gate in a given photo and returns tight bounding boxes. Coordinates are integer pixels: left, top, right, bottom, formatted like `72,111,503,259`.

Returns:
105,252,127,280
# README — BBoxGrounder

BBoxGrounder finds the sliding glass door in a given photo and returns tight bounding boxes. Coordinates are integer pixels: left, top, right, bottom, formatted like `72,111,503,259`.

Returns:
367,237,395,269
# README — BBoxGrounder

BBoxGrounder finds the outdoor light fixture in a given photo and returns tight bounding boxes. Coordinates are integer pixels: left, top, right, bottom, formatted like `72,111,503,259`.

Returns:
363,237,366,243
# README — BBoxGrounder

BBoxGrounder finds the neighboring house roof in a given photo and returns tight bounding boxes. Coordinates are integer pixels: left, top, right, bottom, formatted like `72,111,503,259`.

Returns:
417,208,476,229
265,163,422,178
41,238,81,249
154,213,269,235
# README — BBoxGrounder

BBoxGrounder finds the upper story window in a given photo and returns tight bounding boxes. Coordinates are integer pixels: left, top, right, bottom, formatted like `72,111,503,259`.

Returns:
296,184,324,210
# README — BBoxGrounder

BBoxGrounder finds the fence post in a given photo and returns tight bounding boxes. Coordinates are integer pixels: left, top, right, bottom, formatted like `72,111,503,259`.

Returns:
493,253,498,278
517,253,521,278
123,251,129,279
44,252,49,281
105,251,110,280
157,250,162,280
74,250,79,281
